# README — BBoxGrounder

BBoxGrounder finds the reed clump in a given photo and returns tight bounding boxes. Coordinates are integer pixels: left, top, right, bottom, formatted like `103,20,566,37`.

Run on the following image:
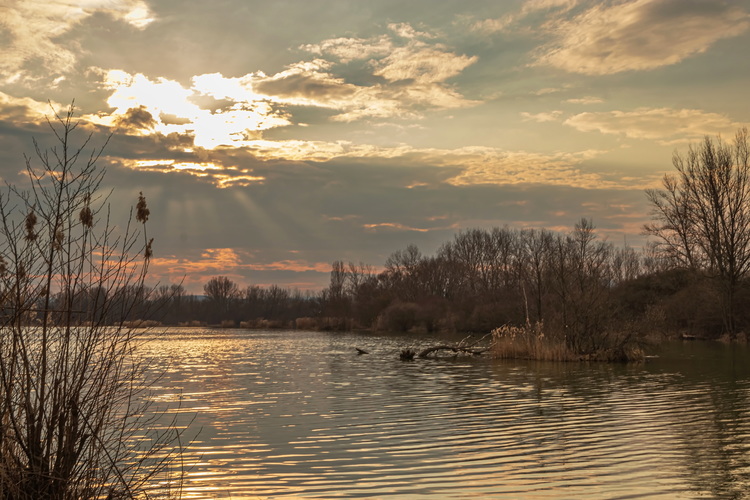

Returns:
491,322,645,362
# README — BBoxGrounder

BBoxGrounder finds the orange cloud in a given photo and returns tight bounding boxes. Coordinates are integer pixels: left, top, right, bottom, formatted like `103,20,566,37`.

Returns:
363,222,457,233
147,248,331,290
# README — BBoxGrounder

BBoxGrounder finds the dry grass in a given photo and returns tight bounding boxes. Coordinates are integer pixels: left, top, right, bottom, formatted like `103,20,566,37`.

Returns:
293,316,352,331
122,319,162,328
240,318,287,329
491,322,645,362
178,320,205,327
492,323,574,361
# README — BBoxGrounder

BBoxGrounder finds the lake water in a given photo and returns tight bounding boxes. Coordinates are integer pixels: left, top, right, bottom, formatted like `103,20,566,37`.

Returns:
140,328,750,499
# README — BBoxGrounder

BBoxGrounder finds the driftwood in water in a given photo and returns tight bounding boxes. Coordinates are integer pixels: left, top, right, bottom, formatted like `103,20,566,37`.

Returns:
417,345,490,358
400,349,416,361
357,334,492,360
413,333,493,359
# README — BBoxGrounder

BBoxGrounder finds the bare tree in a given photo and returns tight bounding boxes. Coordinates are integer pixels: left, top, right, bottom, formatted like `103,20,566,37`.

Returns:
203,276,240,321
645,128,750,337
519,228,553,323
0,106,182,498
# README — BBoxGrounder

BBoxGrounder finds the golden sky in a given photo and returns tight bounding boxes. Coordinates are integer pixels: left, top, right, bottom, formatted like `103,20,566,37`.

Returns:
1,0,749,291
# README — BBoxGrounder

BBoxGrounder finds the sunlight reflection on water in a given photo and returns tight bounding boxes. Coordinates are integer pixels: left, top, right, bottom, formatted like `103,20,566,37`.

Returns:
139,328,750,499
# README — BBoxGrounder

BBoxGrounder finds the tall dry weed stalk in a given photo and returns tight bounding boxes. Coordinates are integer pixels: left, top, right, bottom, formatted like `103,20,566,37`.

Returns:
0,105,183,498
492,322,573,361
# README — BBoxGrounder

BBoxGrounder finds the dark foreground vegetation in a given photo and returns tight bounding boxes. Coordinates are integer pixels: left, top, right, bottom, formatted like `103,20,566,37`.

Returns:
0,108,183,498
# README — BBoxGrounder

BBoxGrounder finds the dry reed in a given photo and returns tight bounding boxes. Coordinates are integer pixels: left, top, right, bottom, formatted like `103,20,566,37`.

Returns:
491,322,645,362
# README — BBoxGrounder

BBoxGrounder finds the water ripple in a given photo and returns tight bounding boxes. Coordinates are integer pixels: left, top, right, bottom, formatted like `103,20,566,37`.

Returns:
140,329,750,499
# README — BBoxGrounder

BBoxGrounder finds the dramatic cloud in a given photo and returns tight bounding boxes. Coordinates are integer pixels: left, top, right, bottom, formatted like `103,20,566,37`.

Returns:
564,107,745,143
86,23,479,144
0,0,154,83
535,0,750,75
295,26,478,120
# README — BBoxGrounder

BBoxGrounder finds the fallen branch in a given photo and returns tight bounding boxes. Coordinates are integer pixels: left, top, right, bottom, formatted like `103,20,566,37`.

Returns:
417,345,490,358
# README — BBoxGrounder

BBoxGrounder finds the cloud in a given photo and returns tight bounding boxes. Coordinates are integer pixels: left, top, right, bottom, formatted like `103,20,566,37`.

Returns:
521,111,563,122
566,96,604,105
363,222,442,233
87,26,479,137
434,148,623,189
300,36,392,63
564,107,746,143
535,0,750,75
252,60,358,102
522,0,580,13
373,46,477,84
0,0,154,83
471,0,580,34
294,25,478,120
113,105,156,132
388,23,434,40
106,126,642,192
122,159,266,188
148,248,330,291
0,92,62,122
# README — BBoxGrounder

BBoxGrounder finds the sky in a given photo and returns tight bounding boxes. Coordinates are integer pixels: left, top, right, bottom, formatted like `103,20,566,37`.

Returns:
0,0,749,293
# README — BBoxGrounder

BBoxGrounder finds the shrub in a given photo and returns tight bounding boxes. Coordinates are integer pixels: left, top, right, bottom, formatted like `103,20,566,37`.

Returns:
0,106,183,498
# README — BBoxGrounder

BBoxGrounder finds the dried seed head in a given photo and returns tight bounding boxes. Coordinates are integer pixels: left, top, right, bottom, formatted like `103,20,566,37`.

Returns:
53,228,65,251
144,238,153,260
25,210,37,241
0,256,6,277
79,206,93,228
136,192,150,223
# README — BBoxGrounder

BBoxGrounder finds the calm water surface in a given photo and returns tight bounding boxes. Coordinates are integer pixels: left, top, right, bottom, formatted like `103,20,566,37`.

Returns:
141,328,750,499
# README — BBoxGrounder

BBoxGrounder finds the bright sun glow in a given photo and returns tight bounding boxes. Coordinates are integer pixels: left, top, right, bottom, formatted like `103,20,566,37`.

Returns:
87,70,292,150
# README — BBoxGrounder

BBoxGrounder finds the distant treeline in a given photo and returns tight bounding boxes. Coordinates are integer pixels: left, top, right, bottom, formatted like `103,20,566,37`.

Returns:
128,217,747,341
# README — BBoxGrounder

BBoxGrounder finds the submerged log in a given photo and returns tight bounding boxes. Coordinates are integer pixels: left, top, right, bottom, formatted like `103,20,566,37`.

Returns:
416,333,493,359
417,345,490,358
